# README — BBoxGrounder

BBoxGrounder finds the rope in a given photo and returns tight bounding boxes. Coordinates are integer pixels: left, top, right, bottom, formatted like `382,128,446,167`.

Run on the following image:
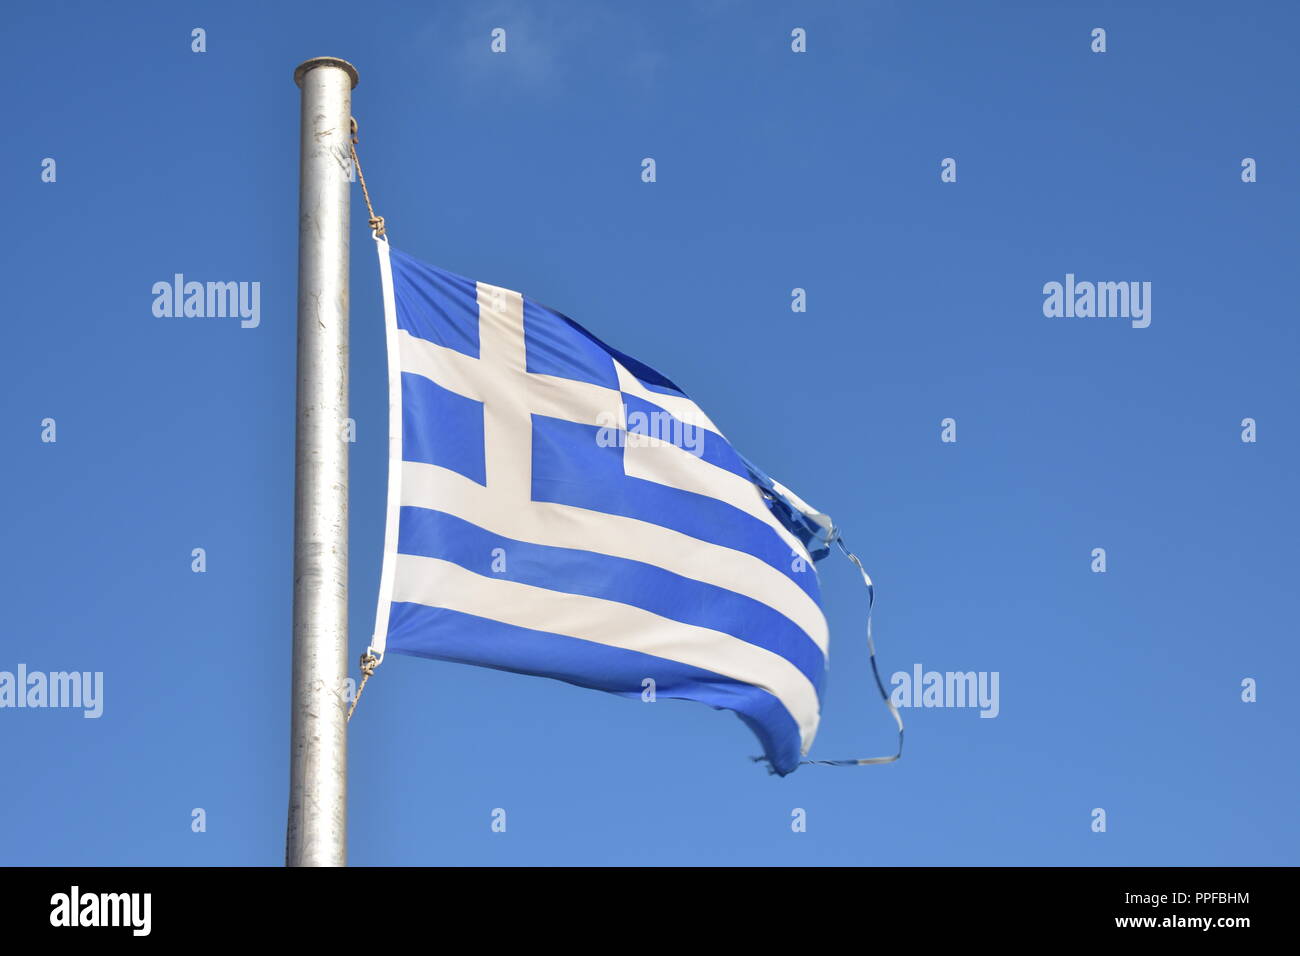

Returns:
350,117,386,238
346,652,380,723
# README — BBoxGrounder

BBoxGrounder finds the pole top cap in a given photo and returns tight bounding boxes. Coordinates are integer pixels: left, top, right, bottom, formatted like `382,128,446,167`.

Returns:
294,57,360,89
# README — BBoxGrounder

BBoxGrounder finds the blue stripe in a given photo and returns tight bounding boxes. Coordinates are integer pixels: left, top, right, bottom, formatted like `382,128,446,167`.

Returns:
390,247,481,359
523,298,619,389
529,414,823,605
401,372,486,485
386,602,804,774
525,297,688,396
397,506,826,693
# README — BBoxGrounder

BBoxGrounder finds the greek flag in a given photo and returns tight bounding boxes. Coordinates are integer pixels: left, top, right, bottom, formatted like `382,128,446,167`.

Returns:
368,239,874,775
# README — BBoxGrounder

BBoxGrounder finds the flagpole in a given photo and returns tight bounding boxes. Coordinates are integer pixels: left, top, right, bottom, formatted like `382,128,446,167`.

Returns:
287,56,359,867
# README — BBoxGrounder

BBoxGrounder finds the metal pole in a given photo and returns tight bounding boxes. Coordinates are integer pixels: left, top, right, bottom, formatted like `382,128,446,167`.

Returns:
287,56,358,868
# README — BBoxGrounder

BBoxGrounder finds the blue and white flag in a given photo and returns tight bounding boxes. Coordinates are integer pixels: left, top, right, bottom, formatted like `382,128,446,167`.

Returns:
368,238,884,775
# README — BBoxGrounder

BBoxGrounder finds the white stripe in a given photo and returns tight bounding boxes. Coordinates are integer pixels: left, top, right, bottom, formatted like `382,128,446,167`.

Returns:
396,328,483,401
369,237,404,659
623,436,814,567
400,459,829,655
615,361,720,434
393,553,820,749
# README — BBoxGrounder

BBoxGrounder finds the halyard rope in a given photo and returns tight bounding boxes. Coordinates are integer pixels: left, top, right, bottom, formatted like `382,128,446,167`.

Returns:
347,653,381,723
350,117,385,239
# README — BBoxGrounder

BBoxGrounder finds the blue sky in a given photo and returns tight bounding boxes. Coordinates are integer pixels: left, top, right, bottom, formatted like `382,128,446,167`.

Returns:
2,0,1296,865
